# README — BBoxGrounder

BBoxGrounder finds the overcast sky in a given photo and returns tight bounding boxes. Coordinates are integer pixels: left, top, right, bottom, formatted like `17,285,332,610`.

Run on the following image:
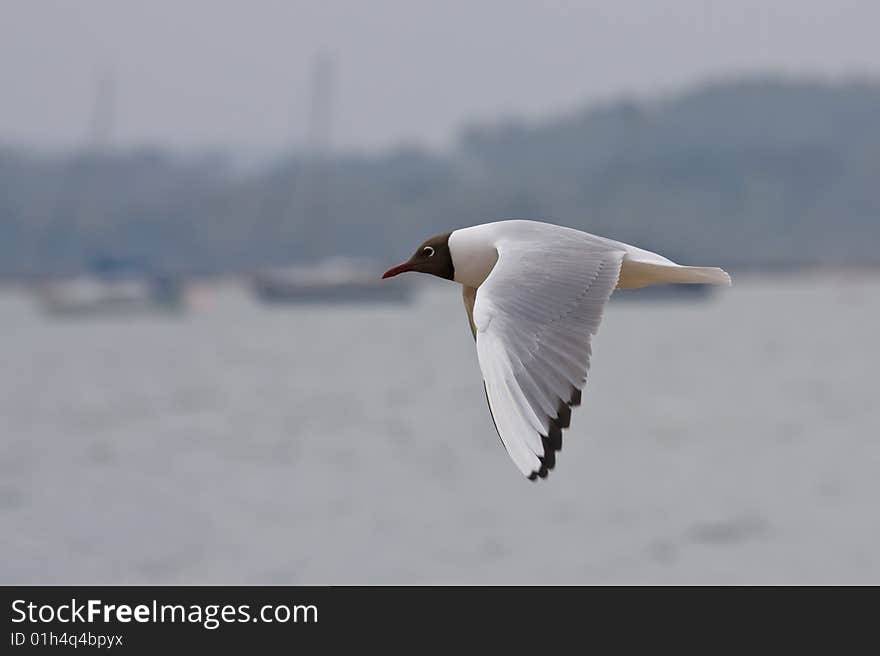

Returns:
3,0,879,154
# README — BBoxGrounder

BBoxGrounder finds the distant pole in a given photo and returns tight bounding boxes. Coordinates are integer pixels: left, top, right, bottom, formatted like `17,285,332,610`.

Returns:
302,53,336,255
86,68,116,153
72,67,117,266
306,53,334,161
43,67,117,273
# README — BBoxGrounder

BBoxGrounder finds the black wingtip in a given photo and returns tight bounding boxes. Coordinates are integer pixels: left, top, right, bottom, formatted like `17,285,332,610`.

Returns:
556,400,572,430
546,421,563,452
527,386,586,482
540,435,557,469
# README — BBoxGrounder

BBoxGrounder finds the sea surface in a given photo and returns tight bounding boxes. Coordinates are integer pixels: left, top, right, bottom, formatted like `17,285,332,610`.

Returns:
1,273,878,584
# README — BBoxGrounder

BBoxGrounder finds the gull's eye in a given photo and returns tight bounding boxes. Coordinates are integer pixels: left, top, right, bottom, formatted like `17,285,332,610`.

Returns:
423,246,435,257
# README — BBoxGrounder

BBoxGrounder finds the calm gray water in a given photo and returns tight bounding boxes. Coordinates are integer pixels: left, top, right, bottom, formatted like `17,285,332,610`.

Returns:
1,274,878,584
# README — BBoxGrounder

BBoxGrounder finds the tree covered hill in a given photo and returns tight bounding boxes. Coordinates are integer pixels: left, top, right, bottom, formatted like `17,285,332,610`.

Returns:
2,76,879,277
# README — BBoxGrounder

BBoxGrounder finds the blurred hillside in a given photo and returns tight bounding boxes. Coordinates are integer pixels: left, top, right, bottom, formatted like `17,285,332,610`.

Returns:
2,76,879,278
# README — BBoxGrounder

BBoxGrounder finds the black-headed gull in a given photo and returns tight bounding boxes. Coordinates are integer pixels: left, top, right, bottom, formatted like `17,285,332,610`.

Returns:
382,220,730,481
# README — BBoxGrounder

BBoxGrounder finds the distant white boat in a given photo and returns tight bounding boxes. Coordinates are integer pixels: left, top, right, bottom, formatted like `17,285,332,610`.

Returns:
36,276,184,316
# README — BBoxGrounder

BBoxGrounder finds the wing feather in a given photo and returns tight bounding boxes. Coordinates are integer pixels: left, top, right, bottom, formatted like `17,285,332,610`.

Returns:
472,236,624,479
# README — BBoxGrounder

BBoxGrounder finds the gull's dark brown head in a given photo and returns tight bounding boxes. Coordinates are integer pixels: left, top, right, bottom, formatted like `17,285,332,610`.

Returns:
382,232,454,281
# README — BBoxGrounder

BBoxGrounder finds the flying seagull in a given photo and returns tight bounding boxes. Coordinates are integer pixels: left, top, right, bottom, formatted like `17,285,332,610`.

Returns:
382,220,730,480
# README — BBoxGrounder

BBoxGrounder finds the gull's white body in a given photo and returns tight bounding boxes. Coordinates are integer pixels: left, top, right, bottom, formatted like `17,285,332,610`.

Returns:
447,220,730,479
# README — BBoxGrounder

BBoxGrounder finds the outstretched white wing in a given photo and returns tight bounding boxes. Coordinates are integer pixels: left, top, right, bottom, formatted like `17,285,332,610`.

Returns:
472,235,624,479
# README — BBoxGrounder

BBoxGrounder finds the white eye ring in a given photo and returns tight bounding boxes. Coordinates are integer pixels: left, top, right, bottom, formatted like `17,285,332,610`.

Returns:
423,246,435,257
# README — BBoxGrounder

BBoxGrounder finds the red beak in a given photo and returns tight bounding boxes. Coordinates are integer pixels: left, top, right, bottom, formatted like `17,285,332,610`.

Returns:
381,262,412,279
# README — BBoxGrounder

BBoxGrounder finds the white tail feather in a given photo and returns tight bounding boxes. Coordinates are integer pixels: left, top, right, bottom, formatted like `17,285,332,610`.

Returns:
617,260,732,289
667,265,732,286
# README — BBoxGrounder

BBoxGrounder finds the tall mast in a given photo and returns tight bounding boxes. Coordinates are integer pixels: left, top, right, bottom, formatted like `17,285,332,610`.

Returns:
306,52,334,162
86,68,116,153
303,53,335,253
